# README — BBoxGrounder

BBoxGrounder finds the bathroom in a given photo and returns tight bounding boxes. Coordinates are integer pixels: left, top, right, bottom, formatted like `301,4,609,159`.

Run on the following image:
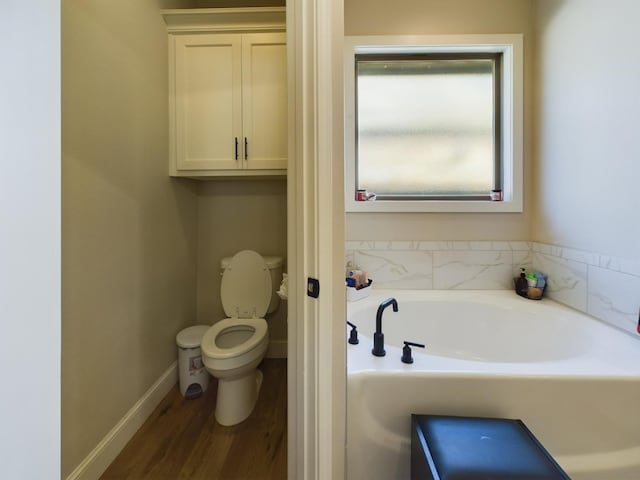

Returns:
341,1,639,478
2,1,639,480
60,0,290,478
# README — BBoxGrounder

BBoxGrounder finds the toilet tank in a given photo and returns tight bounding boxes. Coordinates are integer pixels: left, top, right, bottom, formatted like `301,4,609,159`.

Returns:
221,254,284,315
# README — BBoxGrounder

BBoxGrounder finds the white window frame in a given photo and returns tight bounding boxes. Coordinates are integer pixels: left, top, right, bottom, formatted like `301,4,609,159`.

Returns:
344,34,523,213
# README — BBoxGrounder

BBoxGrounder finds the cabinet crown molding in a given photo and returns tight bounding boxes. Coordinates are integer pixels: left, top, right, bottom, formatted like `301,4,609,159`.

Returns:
161,7,286,33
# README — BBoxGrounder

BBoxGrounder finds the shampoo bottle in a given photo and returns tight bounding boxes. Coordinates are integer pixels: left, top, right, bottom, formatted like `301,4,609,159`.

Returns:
516,268,528,296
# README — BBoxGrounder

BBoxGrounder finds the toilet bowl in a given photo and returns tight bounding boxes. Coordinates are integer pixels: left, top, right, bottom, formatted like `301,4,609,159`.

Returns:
200,250,283,426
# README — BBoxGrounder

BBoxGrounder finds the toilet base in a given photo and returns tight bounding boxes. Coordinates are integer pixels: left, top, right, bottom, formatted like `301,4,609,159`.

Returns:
215,369,264,426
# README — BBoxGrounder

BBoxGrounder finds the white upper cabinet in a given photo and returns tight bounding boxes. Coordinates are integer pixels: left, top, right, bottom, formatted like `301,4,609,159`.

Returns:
163,8,287,177
241,33,287,170
174,34,242,171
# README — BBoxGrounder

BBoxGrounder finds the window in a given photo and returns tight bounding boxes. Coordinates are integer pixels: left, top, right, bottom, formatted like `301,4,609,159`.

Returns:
357,53,501,199
345,35,523,213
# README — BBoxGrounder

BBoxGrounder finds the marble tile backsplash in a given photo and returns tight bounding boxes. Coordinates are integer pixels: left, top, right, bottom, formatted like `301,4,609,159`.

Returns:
531,243,640,337
346,240,640,337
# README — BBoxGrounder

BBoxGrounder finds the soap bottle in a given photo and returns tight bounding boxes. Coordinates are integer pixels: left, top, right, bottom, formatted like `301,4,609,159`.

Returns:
515,268,528,297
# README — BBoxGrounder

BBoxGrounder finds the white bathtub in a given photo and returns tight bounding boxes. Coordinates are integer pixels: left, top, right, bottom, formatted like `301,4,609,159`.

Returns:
347,290,640,480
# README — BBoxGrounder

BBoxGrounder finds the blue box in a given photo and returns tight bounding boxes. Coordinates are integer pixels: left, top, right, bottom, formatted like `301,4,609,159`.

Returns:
411,415,571,479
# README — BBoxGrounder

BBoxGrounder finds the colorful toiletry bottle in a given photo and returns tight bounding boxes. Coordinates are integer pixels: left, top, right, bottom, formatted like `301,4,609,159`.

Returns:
525,272,537,287
534,272,547,289
516,268,529,297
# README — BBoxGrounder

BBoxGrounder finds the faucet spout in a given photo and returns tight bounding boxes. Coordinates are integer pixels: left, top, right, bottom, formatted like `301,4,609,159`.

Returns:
372,297,398,357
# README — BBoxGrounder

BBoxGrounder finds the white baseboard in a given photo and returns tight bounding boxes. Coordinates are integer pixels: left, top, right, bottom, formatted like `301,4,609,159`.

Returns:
66,362,178,480
266,339,288,359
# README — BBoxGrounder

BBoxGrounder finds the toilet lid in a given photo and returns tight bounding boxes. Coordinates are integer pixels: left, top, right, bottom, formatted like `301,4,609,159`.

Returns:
221,250,272,318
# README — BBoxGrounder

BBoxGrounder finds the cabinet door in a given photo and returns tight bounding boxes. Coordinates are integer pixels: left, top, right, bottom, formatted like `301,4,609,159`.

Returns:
241,33,288,170
174,34,242,170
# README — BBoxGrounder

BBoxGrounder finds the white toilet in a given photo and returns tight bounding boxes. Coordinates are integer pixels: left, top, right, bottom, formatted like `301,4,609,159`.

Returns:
200,250,284,426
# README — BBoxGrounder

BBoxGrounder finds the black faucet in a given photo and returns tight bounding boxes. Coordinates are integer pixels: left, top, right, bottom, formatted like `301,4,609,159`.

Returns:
372,297,398,357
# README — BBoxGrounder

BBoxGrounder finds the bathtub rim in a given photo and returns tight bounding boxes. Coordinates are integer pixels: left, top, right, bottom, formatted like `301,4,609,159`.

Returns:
347,289,640,377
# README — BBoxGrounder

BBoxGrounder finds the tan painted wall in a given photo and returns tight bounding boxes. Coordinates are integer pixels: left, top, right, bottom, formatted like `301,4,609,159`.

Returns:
61,0,198,476
344,0,534,241
533,0,640,259
196,179,288,344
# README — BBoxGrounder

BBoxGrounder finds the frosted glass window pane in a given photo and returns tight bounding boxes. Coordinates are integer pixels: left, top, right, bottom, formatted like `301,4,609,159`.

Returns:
356,58,495,196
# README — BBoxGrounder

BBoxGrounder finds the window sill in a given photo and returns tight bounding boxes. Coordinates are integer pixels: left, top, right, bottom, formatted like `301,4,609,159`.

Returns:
345,198,522,213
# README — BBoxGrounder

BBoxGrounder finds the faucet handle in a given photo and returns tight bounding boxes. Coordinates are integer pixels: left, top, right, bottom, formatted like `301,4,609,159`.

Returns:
346,321,359,345
402,340,425,364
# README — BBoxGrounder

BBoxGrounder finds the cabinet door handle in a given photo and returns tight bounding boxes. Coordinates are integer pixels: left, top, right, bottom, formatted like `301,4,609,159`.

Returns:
244,137,248,160
235,137,239,160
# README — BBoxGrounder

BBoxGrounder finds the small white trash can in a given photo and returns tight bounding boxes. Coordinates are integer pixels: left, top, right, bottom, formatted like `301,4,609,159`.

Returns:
176,325,210,399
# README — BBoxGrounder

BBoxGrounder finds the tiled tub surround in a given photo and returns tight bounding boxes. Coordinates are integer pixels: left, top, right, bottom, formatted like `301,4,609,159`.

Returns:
345,241,640,337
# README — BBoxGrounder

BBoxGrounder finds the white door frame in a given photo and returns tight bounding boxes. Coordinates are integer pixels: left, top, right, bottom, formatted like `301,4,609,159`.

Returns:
287,0,346,478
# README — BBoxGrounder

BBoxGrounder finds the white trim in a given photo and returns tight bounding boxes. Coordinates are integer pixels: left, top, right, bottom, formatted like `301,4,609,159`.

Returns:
65,363,178,480
286,0,301,477
343,34,523,213
317,0,347,476
288,0,346,477
161,7,286,33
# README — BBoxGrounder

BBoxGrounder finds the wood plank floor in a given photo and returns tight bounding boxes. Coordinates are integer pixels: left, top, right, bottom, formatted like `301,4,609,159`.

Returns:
101,359,287,480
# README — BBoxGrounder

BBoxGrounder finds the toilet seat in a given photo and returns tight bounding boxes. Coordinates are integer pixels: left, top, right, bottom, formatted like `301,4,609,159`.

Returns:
201,317,268,360
221,250,272,319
